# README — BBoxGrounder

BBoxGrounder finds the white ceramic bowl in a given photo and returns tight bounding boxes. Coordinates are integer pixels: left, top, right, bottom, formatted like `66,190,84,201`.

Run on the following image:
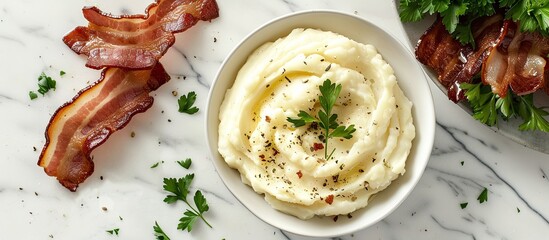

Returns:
206,10,435,237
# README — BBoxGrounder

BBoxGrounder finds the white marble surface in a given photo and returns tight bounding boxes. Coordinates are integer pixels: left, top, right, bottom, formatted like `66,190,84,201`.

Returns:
1,0,548,239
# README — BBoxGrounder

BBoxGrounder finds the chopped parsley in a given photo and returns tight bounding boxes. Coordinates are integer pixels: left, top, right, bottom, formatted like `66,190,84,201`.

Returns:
177,158,192,169
477,187,488,203
151,161,164,168
29,91,38,100
106,228,120,235
178,91,199,114
460,202,468,209
287,79,356,160
29,72,58,100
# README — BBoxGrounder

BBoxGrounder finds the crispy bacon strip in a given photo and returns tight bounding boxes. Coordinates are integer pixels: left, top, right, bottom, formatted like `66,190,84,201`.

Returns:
416,15,503,102
63,0,219,69
482,21,549,97
39,0,218,191
38,65,170,191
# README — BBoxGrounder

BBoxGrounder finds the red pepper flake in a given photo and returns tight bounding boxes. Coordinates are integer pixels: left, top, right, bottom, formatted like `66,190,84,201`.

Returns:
273,148,279,156
259,154,265,160
325,194,334,204
265,116,271,123
296,170,303,179
313,143,324,151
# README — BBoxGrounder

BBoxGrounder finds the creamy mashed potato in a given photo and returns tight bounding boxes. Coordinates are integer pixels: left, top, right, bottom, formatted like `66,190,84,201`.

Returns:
218,28,415,219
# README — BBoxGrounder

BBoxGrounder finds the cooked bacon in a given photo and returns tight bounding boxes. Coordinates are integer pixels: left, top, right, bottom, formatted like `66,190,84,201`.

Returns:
482,21,549,97
416,15,503,102
39,0,218,191
418,15,549,100
38,64,170,191
63,0,220,69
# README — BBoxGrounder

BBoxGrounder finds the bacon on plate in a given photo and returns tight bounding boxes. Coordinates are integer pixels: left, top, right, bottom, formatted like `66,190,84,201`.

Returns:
417,14,549,101
63,0,220,69
38,65,170,191
416,15,503,102
482,21,549,98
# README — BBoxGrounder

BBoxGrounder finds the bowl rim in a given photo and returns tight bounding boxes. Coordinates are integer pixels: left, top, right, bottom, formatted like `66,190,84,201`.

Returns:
205,9,435,237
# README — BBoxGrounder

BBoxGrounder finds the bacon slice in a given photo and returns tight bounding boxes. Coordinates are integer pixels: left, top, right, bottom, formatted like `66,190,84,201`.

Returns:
63,0,220,69
416,15,503,102
482,21,549,97
38,64,170,191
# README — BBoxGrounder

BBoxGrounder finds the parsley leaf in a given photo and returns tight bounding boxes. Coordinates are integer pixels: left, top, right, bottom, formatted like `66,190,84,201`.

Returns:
460,82,549,132
194,190,209,214
287,111,317,127
162,174,211,231
178,210,199,232
178,91,199,114
106,228,120,235
477,187,488,203
153,221,171,240
287,79,356,160
177,158,192,169
460,202,468,209
517,94,549,131
440,1,469,33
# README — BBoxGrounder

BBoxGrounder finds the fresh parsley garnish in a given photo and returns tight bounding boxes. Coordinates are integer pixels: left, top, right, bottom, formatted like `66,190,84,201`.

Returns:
477,187,488,203
460,82,549,132
30,72,57,100
29,91,38,100
177,158,192,169
460,202,468,209
60,70,66,76
287,79,356,160
151,162,160,168
106,228,120,235
163,174,211,232
399,0,549,45
153,221,171,240
178,91,199,114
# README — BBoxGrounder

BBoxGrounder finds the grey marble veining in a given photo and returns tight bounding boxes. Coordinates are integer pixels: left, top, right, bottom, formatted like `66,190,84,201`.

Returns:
1,0,549,239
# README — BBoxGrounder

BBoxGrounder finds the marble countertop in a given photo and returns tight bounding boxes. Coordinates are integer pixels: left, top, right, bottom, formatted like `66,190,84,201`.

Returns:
1,0,548,239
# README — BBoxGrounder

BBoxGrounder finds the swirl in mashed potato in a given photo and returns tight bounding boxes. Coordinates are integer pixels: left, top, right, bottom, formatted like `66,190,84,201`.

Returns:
218,28,415,219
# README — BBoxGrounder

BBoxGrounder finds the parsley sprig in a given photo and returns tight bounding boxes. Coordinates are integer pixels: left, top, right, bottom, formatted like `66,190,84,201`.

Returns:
460,82,549,132
178,91,199,114
399,0,549,46
163,174,211,232
287,79,356,160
